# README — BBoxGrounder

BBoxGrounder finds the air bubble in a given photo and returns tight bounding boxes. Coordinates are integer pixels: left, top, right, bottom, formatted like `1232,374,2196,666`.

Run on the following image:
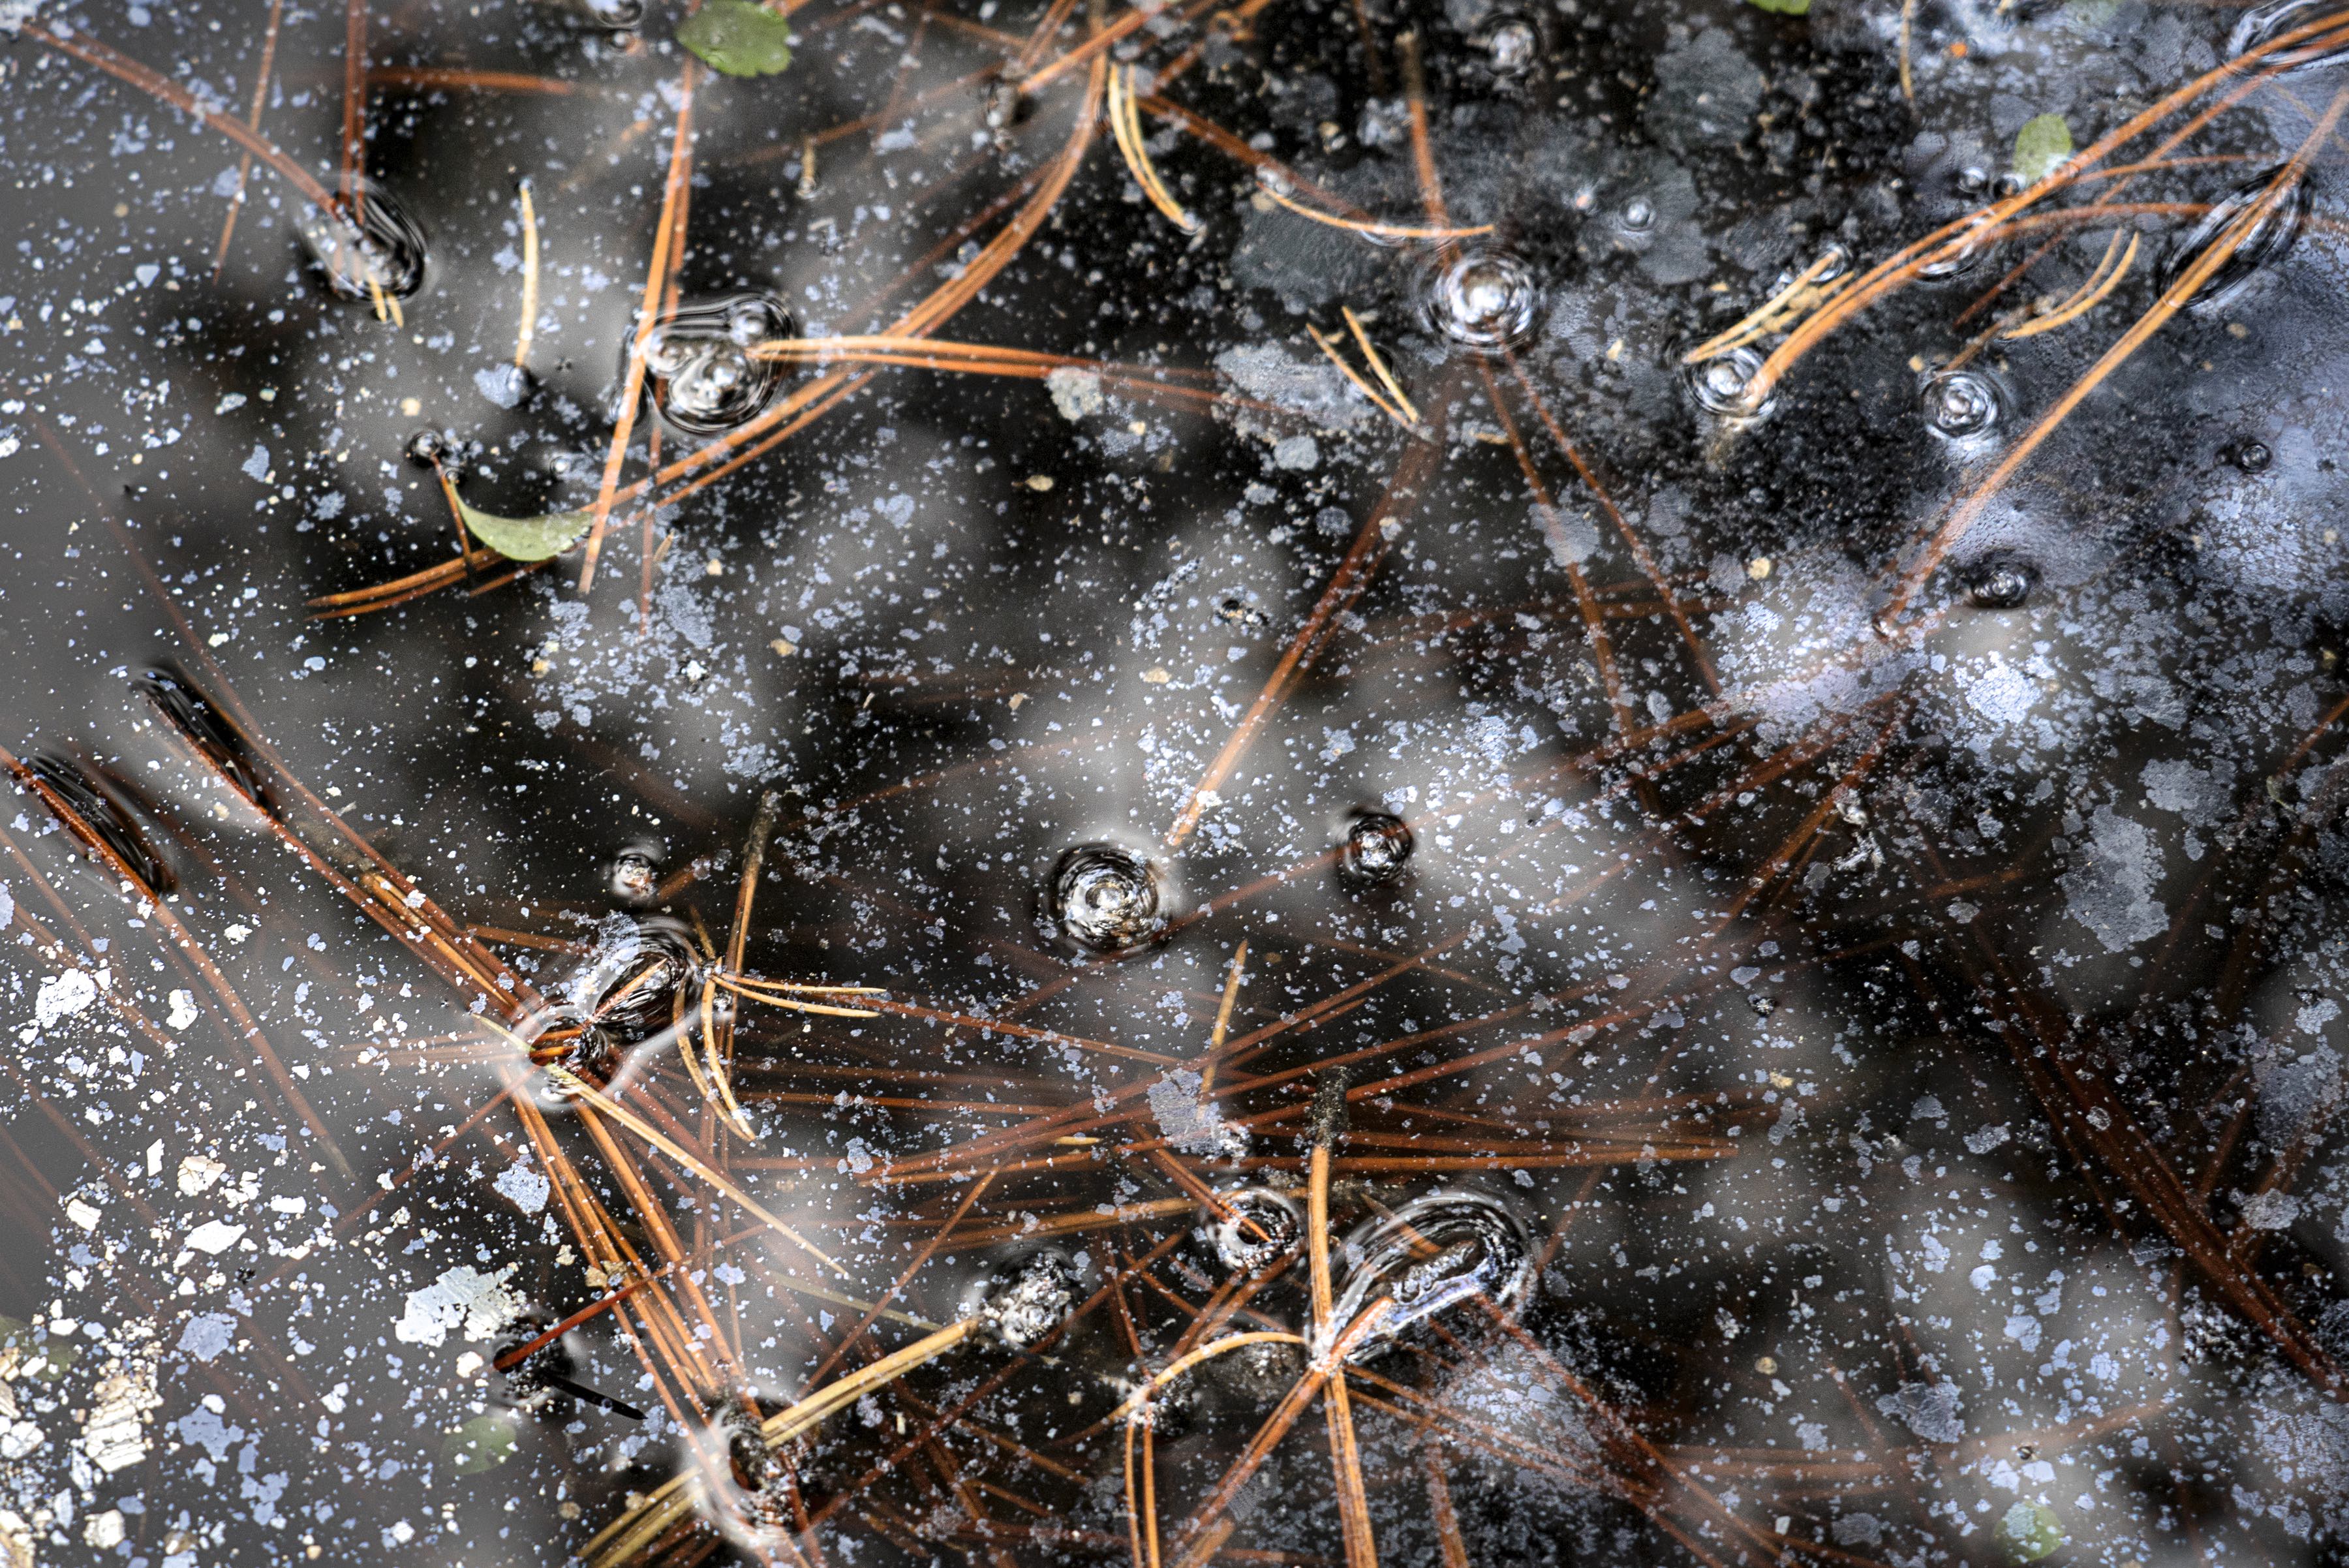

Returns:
1620,196,1655,232
294,180,427,302
134,668,271,815
1963,554,2038,609
1047,844,1163,953
1685,346,1773,420
1923,370,2003,439
2157,165,2312,315
21,755,174,895
1328,1191,1533,1362
1426,249,1539,350
1197,1188,1302,1274
1482,15,1538,74
643,293,795,437
2234,440,2275,473
1338,812,1415,888
609,848,662,905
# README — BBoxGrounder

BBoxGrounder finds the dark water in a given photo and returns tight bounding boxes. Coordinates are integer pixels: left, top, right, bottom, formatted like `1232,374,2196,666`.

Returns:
3,0,2349,1562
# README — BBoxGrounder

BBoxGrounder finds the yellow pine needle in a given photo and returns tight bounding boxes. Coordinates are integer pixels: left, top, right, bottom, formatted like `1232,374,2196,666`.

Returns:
1340,308,1417,425
1198,938,1248,1101
540,1063,844,1274
584,1318,980,1568
2002,231,2139,340
1108,66,1197,233
695,976,757,1138
1255,179,1494,241
1307,324,1413,429
514,177,539,369
1683,248,1850,365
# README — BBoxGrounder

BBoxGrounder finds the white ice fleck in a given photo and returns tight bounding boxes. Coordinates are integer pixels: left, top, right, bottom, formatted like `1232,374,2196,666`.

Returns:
184,1220,245,1255
492,1161,549,1216
2060,805,2167,951
32,970,95,1029
176,1154,226,1197
223,923,252,944
1044,365,1103,422
79,1365,157,1473
63,1199,99,1232
1963,660,2037,725
2235,1189,2301,1231
83,1509,125,1550
394,1265,521,1347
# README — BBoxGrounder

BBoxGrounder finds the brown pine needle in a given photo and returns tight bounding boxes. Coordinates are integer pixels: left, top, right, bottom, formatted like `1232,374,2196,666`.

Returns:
515,178,540,369
2001,230,2139,340
1342,307,1418,424
1108,66,1197,234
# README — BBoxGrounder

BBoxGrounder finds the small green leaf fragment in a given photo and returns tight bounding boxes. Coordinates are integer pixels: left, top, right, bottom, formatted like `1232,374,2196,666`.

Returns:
677,0,795,77
453,497,593,563
1996,1501,2065,1563
442,1414,519,1476
2013,114,2073,185
1746,0,1811,14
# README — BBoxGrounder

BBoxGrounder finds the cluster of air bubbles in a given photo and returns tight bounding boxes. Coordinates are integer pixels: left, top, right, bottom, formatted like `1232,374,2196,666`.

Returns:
1328,1191,1533,1362
404,428,484,482
1047,844,1164,954
643,293,795,437
2234,438,2275,473
2158,165,2312,314
2228,0,2349,73
1338,812,1415,888
24,756,174,895
294,179,427,301
1963,553,2038,609
609,846,662,905
1425,249,1539,350
977,1252,1077,1351
1198,1188,1302,1274
1922,369,2003,439
1685,346,1772,420
1478,13,1539,74
134,668,269,814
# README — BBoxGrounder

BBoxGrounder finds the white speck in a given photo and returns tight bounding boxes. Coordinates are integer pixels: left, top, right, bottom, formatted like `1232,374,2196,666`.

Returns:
1045,365,1103,422
64,1199,100,1231
1969,1263,1998,1291
492,1161,549,1216
165,990,198,1030
223,923,252,944
84,1509,126,1549
1964,660,2037,725
80,1364,158,1473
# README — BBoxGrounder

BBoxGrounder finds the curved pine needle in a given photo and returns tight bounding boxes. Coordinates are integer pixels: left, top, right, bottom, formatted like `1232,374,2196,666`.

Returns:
2001,230,2140,339
1683,249,1852,365
1257,179,1494,241
583,1317,981,1568
1108,66,1198,233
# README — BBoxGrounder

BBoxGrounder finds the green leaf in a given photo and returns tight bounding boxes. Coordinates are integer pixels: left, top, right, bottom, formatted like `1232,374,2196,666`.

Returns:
1745,0,1811,14
442,1415,519,1476
1996,1501,2065,1564
677,0,795,77
2012,114,2073,185
453,496,594,563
